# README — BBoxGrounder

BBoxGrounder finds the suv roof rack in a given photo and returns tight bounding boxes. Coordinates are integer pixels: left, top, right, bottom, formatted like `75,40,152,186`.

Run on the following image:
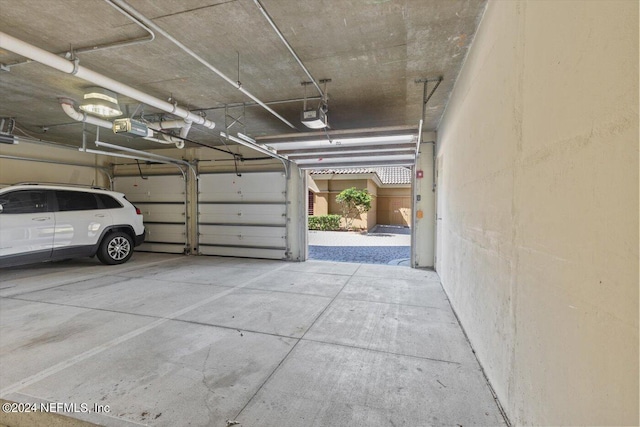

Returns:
15,182,110,191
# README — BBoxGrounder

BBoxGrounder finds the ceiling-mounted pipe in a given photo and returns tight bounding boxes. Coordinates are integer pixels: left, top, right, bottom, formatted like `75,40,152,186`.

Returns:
4,3,154,69
0,31,215,130
61,99,190,148
152,120,188,130
60,99,115,130
252,0,324,100
179,121,192,140
107,0,297,130
153,119,192,149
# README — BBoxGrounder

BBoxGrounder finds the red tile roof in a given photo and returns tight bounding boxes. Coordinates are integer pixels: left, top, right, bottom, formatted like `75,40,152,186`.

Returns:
310,167,411,184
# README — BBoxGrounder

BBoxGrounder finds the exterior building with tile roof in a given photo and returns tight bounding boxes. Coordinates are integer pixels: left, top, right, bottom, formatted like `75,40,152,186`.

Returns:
308,167,413,230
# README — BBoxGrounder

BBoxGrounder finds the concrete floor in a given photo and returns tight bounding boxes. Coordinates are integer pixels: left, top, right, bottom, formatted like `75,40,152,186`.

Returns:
0,253,506,427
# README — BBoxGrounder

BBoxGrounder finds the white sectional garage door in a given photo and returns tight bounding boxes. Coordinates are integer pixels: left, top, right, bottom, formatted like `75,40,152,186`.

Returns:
114,175,187,254
198,172,287,259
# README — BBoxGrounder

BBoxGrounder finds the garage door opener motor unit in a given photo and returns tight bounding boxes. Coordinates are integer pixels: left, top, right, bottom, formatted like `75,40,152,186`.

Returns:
113,118,149,138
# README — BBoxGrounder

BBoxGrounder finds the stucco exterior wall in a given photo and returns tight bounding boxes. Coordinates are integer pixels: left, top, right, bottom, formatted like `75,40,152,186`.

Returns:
435,1,638,425
377,187,412,226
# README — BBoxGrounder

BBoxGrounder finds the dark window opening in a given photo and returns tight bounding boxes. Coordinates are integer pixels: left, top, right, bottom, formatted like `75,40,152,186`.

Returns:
0,190,48,214
308,191,315,216
97,193,123,209
55,190,99,211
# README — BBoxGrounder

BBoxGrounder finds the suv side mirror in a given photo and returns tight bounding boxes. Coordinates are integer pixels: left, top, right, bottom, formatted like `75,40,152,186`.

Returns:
0,204,3,213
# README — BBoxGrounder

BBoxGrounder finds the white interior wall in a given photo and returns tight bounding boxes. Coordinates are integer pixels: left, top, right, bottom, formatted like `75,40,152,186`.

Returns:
413,138,435,268
435,1,638,425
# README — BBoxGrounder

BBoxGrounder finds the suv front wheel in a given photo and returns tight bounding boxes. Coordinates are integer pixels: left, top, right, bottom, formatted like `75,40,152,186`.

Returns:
97,231,133,265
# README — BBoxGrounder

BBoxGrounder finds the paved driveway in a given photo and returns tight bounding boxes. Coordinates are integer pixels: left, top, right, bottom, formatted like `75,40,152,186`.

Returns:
308,225,411,265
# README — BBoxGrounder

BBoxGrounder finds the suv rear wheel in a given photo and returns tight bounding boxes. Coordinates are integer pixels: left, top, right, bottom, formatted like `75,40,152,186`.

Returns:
97,231,133,265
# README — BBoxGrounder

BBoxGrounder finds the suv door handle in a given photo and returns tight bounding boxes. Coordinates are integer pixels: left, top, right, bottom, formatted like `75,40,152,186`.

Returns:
32,217,51,221
95,214,105,218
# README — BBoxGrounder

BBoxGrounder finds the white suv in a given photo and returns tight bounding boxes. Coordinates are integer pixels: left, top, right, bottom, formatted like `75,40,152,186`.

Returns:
0,184,145,268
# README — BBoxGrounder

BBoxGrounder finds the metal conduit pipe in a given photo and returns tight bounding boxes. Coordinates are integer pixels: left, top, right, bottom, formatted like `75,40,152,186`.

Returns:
193,96,322,112
143,136,177,145
107,0,297,130
0,31,216,130
252,0,324,99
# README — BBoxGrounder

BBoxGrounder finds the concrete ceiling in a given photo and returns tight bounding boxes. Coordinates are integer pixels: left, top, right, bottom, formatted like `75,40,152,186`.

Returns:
0,0,486,156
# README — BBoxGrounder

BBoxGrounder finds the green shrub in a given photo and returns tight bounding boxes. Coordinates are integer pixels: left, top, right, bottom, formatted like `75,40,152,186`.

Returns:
308,215,342,231
336,187,372,230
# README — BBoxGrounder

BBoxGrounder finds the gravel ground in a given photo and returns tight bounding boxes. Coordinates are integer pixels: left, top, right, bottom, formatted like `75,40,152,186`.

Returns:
308,226,411,265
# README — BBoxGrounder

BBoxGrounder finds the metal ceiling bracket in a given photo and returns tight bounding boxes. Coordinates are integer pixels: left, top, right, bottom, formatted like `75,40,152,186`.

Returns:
415,77,443,124
415,78,442,193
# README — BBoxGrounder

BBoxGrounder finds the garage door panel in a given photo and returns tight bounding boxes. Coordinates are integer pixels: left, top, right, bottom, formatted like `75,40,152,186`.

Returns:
198,204,286,225
114,175,187,254
136,203,185,223
115,176,185,203
145,223,185,244
198,172,289,260
198,245,286,259
136,243,184,254
198,172,286,203
199,225,285,248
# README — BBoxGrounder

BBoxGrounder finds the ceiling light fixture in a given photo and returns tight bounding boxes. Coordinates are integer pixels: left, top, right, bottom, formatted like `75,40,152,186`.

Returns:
79,87,123,118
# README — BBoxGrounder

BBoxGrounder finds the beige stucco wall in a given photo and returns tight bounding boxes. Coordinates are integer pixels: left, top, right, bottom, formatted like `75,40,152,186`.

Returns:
435,1,638,425
377,187,412,226
0,140,110,188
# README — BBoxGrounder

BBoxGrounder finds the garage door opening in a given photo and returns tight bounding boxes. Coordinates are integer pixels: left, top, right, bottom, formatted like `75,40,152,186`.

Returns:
306,167,412,266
